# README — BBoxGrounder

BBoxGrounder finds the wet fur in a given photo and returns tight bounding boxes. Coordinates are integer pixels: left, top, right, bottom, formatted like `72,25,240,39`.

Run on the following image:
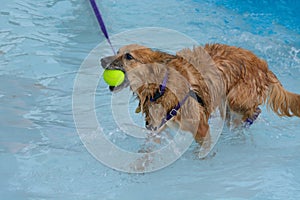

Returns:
101,44,300,144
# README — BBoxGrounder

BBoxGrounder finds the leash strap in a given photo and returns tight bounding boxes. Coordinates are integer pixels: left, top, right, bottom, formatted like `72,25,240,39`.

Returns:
89,0,116,55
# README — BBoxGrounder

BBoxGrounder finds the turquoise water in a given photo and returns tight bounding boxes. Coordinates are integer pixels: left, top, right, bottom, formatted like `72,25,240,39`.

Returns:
1,0,300,199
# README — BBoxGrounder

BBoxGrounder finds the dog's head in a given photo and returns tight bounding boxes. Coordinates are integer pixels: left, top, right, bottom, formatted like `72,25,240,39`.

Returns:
101,44,175,92
101,44,146,91
101,44,182,130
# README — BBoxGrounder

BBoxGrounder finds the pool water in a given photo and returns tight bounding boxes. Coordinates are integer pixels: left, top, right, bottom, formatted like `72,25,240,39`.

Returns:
1,0,300,199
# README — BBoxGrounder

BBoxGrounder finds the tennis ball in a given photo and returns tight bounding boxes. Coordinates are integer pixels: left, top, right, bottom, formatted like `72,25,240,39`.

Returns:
103,69,125,86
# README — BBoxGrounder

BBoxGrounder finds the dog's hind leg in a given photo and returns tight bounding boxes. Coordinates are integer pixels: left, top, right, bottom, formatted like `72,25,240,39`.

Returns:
243,107,261,127
226,83,265,126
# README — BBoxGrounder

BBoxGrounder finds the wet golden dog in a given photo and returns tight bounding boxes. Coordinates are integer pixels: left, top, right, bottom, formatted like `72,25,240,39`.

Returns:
101,44,300,144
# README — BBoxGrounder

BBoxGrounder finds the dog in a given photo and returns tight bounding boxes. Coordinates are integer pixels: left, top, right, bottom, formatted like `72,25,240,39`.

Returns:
101,44,300,145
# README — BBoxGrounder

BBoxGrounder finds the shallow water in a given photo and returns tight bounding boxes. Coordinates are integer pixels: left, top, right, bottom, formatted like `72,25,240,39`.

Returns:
1,0,300,199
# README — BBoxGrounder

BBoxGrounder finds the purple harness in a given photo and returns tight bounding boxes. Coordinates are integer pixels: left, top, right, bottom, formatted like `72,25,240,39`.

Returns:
150,71,205,129
150,71,260,129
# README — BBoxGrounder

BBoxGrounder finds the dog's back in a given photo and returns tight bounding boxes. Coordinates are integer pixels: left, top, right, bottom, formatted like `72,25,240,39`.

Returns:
204,44,300,120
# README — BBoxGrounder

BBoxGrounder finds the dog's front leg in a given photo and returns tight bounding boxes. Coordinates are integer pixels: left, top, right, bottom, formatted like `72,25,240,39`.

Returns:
194,121,213,158
180,117,209,145
194,121,210,145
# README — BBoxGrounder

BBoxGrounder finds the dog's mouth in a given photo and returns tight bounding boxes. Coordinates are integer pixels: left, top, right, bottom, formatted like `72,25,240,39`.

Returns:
107,68,130,92
108,79,129,92
101,56,130,92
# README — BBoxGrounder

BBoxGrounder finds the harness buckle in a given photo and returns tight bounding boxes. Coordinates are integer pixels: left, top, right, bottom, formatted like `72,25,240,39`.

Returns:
169,109,178,117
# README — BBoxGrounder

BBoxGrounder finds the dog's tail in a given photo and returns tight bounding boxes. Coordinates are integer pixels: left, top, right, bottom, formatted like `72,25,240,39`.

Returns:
267,72,300,117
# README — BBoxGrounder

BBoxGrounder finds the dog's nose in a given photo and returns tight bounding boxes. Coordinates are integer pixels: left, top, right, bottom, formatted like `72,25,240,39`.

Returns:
101,56,115,69
100,58,109,69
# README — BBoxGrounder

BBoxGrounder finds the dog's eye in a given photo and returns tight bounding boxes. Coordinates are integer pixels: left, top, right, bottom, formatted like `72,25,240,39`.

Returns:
124,53,134,60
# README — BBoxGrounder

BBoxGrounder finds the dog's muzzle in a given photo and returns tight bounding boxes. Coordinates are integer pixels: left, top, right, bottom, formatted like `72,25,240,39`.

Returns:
100,56,129,92
100,56,115,69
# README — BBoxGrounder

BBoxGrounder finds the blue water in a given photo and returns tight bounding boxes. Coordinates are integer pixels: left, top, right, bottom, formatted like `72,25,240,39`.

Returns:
1,0,300,199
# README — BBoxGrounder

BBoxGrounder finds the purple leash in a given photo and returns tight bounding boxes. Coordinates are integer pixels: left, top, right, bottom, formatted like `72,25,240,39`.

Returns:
89,0,116,55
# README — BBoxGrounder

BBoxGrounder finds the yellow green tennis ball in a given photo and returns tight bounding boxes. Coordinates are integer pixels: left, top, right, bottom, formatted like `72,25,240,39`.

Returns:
103,69,125,86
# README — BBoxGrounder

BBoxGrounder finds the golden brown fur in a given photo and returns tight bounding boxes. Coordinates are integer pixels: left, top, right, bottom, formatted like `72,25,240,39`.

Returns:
101,44,300,144
204,44,300,119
